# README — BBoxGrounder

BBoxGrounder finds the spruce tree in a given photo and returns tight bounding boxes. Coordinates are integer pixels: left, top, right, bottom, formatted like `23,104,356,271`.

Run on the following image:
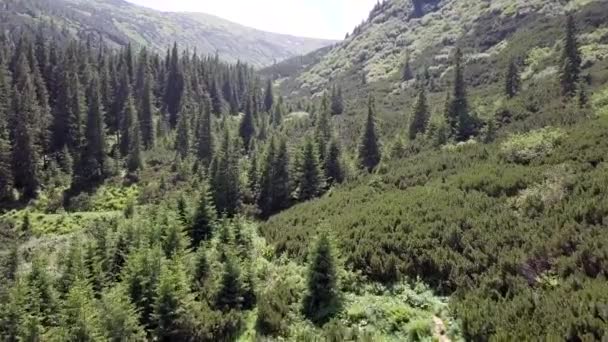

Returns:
140,74,155,150
505,58,520,98
175,109,191,159
120,94,137,157
445,48,475,141
164,43,184,127
153,261,192,342
409,86,429,140
0,109,11,202
560,14,582,98
315,93,332,161
11,64,40,199
210,77,224,115
330,85,344,115
324,139,344,186
196,93,213,166
215,256,243,311
302,234,341,325
122,247,163,329
358,96,381,172
210,128,241,216
239,99,256,151
99,286,146,342
73,74,106,189
190,181,217,247
402,52,414,81
192,247,210,293
127,118,143,173
264,79,274,113
272,96,284,127
53,280,103,341
297,138,323,201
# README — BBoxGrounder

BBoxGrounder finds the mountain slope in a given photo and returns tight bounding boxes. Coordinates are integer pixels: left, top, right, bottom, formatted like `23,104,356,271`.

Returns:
0,0,336,67
276,0,607,96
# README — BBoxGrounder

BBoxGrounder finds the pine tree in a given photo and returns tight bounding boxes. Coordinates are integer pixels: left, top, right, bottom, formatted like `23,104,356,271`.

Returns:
560,14,582,98
264,79,274,113
110,64,130,141
409,86,429,140
210,77,224,115
330,85,344,115
247,148,259,201
358,96,381,172
11,61,40,199
196,93,213,166
140,74,155,150
26,256,58,326
302,234,341,325
73,74,106,189
505,58,520,98
402,52,414,81
297,138,323,201
57,238,88,295
215,256,243,311
190,181,217,247
164,43,184,127
324,139,344,186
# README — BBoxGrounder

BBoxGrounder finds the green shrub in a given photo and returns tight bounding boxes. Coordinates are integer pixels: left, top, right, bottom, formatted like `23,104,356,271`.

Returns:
500,127,565,164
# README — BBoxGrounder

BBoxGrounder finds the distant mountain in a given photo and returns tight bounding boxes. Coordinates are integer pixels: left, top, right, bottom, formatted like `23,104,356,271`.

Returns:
0,0,336,67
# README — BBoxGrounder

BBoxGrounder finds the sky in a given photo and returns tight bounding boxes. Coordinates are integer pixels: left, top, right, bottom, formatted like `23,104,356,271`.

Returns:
125,0,378,40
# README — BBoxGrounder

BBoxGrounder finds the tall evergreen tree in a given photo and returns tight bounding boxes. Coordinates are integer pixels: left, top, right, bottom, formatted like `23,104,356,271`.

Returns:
215,256,243,311
409,86,429,140
140,74,155,150
560,14,582,98
264,79,274,113
402,52,414,81
315,93,332,161
209,77,224,115
0,61,12,200
302,234,341,325
153,261,192,342
196,93,214,166
358,96,381,172
11,59,40,199
445,48,475,141
505,58,520,98
190,181,217,247
272,96,284,127
127,118,143,173
239,98,256,152
175,110,191,159
257,137,290,218
324,139,344,186
120,94,137,157
99,286,146,342
52,280,103,341
210,128,241,216
164,43,184,127
73,74,106,189
330,85,344,115
297,138,323,201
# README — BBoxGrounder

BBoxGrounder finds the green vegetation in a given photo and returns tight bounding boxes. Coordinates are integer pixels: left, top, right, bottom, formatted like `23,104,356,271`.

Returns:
1,0,608,340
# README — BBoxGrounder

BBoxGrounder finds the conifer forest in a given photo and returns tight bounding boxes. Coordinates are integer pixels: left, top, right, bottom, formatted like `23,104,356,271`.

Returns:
1,0,608,340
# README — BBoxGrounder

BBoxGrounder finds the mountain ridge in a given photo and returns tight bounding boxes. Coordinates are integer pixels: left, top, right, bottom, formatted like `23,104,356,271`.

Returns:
0,0,337,67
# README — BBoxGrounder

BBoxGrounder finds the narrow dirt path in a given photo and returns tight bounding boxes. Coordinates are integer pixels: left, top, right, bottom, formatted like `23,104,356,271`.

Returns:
432,316,451,342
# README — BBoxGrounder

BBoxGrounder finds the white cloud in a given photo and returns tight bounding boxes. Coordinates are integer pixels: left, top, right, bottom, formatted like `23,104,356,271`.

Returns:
125,0,377,39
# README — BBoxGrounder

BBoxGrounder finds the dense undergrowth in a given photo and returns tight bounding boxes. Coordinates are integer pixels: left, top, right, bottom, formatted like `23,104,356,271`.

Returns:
261,113,608,340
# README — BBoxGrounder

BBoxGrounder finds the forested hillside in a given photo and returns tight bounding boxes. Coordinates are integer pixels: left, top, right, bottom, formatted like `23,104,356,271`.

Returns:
0,0,335,67
1,0,608,340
